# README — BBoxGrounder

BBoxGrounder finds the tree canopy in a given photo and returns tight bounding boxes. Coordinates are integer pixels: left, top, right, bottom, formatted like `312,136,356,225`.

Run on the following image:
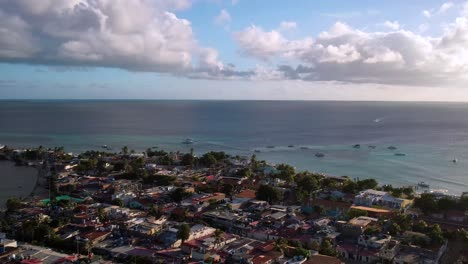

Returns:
177,223,190,242
256,185,283,204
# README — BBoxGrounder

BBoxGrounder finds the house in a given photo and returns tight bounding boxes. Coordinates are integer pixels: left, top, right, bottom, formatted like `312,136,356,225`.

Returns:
77,230,111,244
358,234,391,249
337,216,378,238
337,243,380,263
354,189,410,209
394,245,441,264
250,251,283,264
379,240,400,263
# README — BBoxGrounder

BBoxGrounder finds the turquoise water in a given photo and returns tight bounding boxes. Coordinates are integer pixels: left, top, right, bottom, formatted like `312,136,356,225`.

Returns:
1,100,468,194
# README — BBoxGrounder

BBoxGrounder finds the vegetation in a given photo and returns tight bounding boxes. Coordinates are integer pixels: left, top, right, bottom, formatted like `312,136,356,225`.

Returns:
170,187,192,203
177,223,190,243
347,208,368,218
319,240,337,256
276,163,295,183
6,197,22,212
256,185,283,204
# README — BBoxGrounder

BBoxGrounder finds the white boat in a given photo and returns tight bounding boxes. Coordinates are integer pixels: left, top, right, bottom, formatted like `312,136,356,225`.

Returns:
0,145,5,150
417,181,430,188
182,138,194,144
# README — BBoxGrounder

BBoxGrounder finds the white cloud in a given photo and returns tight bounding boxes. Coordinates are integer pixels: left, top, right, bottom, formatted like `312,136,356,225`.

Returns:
279,21,297,31
234,19,468,86
383,20,400,30
233,25,287,60
214,9,231,26
0,0,211,73
439,2,454,14
423,10,432,18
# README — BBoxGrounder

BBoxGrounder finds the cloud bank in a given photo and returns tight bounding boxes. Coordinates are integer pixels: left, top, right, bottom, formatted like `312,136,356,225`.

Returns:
0,0,225,74
233,12,468,86
1,0,468,87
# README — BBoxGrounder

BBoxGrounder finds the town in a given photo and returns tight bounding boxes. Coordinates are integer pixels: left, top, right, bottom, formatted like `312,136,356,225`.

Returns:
0,145,467,264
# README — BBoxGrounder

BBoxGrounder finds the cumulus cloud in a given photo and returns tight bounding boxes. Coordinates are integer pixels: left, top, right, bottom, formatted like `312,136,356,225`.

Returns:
382,20,400,30
423,2,454,18
234,18,468,86
439,2,454,14
0,0,213,73
214,9,231,26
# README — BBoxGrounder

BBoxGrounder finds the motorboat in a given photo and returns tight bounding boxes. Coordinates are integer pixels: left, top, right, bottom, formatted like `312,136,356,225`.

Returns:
266,145,275,148
288,145,294,148
353,144,361,148
315,152,325,158
417,181,430,188
394,153,406,156
182,138,194,144
388,146,397,150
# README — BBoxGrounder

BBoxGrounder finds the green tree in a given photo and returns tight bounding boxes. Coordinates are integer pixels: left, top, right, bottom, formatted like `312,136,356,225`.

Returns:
6,197,21,212
148,204,162,218
356,178,378,191
112,198,124,207
342,180,358,193
388,223,401,236
177,223,190,243
276,164,295,183
256,185,283,204
429,224,444,245
214,229,224,246
413,220,428,232
200,153,217,167
122,146,129,155
347,208,368,219
170,188,191,203
181,153,195,166
296,174,319,193
293,247,311,258
319,240,337,256
414,193,438,214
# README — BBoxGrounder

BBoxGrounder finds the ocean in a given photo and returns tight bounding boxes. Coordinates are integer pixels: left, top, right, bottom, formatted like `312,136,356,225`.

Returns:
1,100,468,194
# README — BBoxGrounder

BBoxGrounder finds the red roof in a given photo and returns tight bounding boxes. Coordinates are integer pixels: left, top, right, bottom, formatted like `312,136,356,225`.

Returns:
236,189,257,199
305,254,342,264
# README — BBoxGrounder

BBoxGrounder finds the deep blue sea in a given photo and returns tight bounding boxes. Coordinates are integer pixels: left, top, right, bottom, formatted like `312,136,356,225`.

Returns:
1,100,468,194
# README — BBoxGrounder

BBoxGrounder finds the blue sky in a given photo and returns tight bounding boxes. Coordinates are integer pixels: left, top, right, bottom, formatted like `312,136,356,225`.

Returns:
1,0,468,100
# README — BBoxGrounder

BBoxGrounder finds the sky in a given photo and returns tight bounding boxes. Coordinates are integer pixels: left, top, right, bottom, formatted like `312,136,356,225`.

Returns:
1,0,468,100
